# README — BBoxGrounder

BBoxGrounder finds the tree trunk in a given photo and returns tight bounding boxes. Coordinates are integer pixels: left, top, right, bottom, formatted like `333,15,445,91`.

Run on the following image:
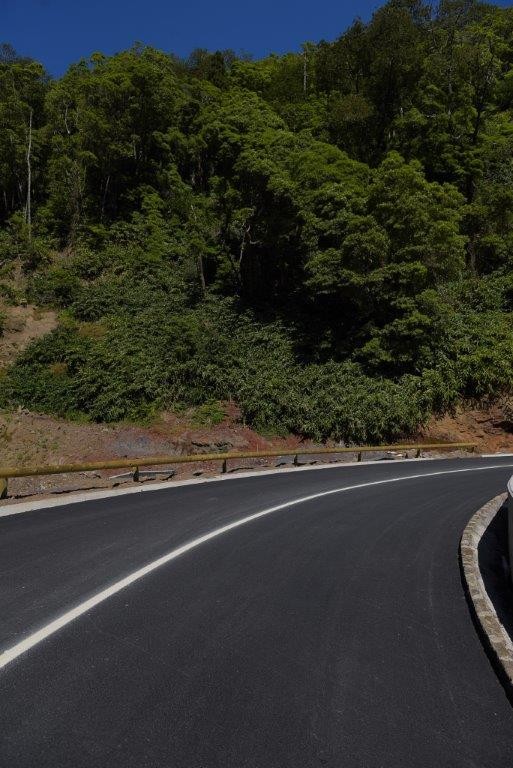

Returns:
101,174,110,220
467,236,477,276
26,107,33,239
64,104,71,135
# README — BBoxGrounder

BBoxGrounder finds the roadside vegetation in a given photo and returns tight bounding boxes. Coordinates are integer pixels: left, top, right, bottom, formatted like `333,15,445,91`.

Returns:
1,0,513,443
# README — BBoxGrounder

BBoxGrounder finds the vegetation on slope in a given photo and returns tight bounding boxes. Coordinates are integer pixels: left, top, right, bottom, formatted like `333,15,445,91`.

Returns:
1,0,513,442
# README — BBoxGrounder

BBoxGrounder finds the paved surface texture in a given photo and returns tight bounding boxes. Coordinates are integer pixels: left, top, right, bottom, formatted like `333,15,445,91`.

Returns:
1,457,513,767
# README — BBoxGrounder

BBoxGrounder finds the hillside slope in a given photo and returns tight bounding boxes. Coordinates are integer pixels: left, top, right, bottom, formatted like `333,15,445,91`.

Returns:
1,1,513,444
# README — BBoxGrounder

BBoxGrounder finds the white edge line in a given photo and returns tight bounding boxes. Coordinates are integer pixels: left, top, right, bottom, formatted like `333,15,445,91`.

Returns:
0,454,483,518
1,461,512,672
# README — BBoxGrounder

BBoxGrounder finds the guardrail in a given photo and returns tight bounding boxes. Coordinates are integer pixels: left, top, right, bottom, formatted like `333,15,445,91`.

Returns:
0,442,476,500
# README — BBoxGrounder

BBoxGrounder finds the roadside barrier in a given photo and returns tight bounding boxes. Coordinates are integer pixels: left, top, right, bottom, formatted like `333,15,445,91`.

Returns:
0,442,476,500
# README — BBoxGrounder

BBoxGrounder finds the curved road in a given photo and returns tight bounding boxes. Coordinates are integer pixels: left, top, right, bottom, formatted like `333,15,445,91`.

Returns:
1,457,513,767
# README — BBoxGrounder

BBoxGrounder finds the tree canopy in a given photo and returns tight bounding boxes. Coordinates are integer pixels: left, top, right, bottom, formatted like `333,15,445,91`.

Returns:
2,0,513,442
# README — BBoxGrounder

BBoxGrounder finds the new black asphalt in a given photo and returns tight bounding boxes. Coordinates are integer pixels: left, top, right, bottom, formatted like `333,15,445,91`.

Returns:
1,457,513,766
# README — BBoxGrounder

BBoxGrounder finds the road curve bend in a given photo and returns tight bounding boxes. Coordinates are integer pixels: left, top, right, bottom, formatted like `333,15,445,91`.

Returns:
1,457,513,767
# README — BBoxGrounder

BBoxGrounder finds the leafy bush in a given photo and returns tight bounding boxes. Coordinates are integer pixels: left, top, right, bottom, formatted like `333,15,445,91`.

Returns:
192,402,227,426
29,266,81,307
5,277,513,441
0,300,432,441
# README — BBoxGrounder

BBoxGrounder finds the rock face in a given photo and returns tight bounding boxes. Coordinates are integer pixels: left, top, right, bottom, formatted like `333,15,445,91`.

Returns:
189,433,249,454
0,402,305,499
190,440,234,454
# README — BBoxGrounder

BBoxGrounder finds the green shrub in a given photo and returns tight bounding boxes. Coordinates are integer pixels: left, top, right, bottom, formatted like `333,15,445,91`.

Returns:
29,266,81,307
192,402,227,426
0,301,432,441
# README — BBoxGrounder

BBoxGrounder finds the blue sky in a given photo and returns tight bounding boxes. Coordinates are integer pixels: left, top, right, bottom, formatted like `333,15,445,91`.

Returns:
2,0,382,75
3,0,513,76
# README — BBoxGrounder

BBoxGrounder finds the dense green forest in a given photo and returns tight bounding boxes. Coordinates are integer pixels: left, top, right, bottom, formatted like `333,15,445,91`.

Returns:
1,0,513,442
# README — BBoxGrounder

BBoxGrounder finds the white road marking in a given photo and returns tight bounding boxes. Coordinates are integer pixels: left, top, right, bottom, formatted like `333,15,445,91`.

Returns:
1,462,512,671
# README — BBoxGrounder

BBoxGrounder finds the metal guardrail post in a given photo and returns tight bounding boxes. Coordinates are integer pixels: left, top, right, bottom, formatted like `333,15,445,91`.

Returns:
0,442,478,502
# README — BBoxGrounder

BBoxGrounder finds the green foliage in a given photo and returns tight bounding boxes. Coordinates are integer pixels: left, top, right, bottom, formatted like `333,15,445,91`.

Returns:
29,265,81,307
0,301,431,441
192,402,227,427
2,5,513,442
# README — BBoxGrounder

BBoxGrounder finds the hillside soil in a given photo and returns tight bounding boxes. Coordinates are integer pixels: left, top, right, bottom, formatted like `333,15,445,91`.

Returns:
0,403,307,500
0,303,58,368
419,404,513,453
1,402,511,503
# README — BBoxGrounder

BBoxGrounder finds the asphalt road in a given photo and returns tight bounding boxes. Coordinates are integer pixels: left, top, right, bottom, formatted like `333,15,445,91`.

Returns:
1,457,513,767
